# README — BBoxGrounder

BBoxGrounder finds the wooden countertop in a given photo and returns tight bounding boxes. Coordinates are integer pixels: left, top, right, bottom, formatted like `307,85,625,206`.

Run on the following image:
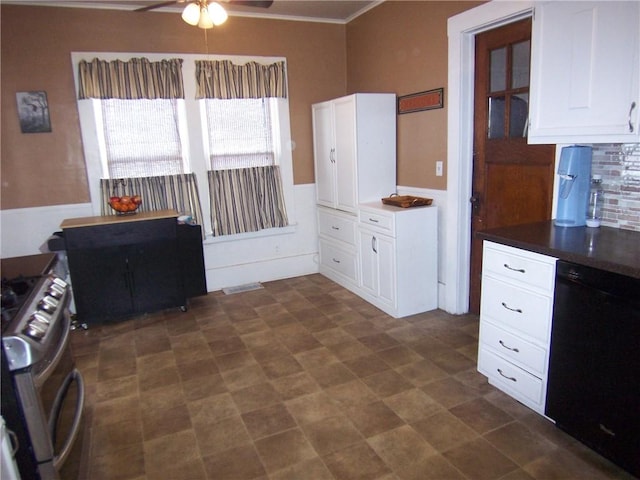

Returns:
60,210,178,229
478,221,640,279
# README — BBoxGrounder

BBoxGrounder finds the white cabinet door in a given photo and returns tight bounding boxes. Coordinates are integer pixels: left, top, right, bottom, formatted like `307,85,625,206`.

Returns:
376,234,395,308
529,1,640,143
334,96,358,213
359,229,378,297
359,228,396,309
312,101,336,208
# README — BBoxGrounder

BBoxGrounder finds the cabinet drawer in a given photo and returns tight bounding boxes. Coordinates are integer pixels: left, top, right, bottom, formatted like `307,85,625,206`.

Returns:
479,347,544,407
319,240,358,283
480,321,547,376
481,276,551,343
65,218,176,249
483,242,555,293
359,210,393,233
318,209,357,246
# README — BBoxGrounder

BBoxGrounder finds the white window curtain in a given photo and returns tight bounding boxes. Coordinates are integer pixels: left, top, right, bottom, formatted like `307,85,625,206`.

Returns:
196,60,289,236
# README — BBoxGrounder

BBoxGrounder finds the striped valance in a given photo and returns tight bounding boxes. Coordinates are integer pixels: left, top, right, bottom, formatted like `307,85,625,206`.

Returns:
195,60,287,99
78,58,185,100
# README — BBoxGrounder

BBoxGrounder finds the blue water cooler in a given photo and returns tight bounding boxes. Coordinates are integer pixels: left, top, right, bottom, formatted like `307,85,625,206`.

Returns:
554,146,592,227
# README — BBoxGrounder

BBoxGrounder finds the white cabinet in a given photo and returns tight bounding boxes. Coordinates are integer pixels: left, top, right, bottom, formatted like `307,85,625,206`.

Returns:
358,203,438,318
477,241,557,415
528,1,640,144
312,94,397,213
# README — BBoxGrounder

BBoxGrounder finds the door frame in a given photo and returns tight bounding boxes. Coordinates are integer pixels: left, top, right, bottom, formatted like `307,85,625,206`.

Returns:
444,1,536,314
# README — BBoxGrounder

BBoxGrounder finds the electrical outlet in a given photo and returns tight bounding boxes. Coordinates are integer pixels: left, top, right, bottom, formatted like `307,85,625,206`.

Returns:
436,161,443,177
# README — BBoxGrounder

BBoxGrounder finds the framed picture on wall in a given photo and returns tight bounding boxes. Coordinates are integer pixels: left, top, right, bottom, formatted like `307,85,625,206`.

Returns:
16,91,52,133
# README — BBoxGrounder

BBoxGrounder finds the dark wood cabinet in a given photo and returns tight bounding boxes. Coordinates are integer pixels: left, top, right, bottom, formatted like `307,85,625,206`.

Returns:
62,211,206,324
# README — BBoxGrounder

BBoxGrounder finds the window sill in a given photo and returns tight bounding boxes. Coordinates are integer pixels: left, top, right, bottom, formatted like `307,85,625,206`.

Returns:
202,224,297,245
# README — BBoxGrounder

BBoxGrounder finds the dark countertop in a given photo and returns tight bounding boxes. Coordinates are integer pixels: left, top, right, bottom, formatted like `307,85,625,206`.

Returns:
478,221,640,279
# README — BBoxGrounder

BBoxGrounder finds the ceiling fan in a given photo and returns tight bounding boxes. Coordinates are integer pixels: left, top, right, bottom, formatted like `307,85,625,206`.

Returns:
136,0,274,28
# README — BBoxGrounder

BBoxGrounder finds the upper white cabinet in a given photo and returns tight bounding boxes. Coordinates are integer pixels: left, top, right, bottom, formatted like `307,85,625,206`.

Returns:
528,1,640,144
312,94,397,213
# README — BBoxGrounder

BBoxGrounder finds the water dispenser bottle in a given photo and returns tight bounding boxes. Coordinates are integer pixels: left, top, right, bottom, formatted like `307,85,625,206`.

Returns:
586,175,604,227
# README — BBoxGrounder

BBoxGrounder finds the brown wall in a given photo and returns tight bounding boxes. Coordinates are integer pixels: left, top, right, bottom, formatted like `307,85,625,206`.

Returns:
0,4,346,209
1,2,483,211
348,1,485,189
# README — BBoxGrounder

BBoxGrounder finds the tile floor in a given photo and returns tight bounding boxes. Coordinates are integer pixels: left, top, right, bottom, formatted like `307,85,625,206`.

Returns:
64,274,635,480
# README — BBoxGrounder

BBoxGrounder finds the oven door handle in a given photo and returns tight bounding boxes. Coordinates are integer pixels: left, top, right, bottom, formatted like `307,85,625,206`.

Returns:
49,368,85,470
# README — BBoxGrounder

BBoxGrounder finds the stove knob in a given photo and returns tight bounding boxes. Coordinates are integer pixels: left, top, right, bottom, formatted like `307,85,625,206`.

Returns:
24,320,47,340
47,284,65,299
33,311,51,324
51,277,68,289
38,299,56,315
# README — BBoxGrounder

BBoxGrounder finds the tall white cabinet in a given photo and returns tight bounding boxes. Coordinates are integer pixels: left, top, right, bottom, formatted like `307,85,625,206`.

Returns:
313,93,438,318
312,94,397,213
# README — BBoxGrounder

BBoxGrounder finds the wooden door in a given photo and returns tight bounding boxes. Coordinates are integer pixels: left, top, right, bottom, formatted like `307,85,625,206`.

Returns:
469,18,555,314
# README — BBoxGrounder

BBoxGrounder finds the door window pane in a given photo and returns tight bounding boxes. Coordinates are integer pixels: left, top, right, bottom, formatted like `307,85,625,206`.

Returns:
511,40,530,89
490,47,507,92
488,96,505,139
510,93,529,137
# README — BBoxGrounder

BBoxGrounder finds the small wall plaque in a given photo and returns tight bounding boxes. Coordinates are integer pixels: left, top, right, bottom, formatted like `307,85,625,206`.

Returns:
397,88,444,115
16,91,51,133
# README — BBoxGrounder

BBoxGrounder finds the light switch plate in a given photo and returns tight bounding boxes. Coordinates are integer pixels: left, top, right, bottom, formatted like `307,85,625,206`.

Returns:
436,161,443,176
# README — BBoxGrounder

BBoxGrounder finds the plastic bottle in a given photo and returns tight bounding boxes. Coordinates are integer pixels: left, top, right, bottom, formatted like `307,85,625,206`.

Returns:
586,175,604,227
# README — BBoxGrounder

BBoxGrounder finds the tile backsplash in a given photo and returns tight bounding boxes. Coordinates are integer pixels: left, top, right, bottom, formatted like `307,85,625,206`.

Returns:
591,143,640,231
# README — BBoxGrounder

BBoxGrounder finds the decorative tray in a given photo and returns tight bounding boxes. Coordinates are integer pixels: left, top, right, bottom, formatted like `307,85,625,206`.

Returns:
381,195,433,208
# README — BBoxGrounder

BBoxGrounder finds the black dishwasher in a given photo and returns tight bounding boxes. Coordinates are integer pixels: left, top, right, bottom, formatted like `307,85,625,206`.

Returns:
546,260,640,477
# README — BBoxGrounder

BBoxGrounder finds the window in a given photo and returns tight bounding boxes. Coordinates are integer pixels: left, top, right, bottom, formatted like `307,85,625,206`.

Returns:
99,99,188,178
205,98,278,170
73,52,295,239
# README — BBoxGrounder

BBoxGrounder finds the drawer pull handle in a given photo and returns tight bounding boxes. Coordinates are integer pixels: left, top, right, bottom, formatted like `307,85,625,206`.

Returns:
332,258,341,264
501,302,522,314
331,226,340,230
368,218,379,223
497,368,517,382
599,424,616,437
503,263,525,273
499,340,519,352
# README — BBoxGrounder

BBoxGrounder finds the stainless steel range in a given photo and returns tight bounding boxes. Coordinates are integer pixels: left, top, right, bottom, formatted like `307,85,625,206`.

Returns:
1,253,85,480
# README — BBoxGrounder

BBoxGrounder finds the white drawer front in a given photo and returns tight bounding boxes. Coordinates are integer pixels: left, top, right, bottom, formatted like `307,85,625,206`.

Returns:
318,209,357,246
481,276,551,343
480,321,547,376
359,210,393,232
483,243,555,293
479,347,544,407
319,240,358,283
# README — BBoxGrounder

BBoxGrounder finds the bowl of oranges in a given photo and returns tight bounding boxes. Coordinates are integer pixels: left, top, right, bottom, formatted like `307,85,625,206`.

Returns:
109,195,142,215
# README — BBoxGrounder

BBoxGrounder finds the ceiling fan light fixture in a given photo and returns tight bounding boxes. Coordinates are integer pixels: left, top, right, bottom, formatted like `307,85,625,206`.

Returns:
197,4,214,29
208,2,228,26
181,2,201,25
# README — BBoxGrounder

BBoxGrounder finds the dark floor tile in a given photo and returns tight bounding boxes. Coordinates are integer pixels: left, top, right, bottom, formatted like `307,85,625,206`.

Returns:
300,414,363,455
322,441,391,480
241,403,297,440
202,444,267,480
254,428,317,473
444,437,519,480
346,401,405,438
450,397,514,434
